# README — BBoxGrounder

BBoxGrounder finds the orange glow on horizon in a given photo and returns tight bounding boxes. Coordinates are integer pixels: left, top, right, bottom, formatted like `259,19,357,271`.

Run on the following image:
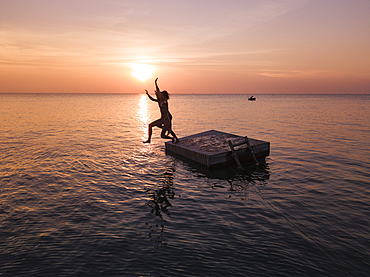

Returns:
0,1,369,94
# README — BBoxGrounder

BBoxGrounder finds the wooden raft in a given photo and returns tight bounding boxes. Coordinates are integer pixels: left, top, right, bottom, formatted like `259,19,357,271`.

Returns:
165,130,270,169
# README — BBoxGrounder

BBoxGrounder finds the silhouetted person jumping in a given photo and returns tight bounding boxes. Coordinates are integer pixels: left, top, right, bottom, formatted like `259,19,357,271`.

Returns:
143,78,179,144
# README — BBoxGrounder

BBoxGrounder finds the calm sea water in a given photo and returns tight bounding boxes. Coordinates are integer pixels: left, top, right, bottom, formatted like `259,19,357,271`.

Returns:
1,93,369,276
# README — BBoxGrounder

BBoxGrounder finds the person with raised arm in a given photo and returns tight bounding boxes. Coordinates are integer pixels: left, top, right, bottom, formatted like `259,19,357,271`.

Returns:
143,78,179,144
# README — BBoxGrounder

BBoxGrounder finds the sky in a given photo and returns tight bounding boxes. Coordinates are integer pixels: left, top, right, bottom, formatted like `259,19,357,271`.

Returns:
1,0,370,94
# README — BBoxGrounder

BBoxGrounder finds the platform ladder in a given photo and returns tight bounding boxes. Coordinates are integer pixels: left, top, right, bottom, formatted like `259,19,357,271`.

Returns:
228,136,259,170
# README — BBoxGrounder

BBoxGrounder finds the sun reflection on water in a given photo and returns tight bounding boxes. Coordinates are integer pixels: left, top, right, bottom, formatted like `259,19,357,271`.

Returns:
139,94,149,140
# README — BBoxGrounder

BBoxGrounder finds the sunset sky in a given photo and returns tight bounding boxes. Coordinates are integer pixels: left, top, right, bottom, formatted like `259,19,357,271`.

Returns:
1,0,369,94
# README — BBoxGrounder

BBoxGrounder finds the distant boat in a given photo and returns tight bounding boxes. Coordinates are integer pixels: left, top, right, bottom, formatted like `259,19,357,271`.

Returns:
248,96,256,101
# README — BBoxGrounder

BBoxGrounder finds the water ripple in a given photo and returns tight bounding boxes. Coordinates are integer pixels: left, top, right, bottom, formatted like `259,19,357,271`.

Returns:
1,94,370,276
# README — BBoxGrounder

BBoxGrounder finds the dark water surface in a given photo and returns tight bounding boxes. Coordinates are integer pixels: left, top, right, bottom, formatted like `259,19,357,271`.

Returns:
1,93,369,276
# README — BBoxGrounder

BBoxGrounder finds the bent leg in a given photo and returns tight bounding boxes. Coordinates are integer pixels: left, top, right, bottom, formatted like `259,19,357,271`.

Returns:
169,130,179,143
143,119,162,143
160,121,175,141
167,117,179,142
160,128,174,140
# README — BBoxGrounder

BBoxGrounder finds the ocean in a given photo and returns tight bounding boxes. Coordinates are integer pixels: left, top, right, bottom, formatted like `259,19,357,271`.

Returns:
1,93,369,276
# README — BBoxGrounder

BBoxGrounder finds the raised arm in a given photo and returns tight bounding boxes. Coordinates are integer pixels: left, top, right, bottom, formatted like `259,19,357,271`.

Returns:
145,90,158,102
155,78,160,93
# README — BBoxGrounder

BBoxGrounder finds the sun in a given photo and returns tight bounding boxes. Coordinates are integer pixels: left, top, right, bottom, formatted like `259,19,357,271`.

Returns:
132,63,154,82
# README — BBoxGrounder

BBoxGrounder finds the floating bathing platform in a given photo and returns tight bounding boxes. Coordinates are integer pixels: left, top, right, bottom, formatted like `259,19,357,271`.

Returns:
165,130,270,169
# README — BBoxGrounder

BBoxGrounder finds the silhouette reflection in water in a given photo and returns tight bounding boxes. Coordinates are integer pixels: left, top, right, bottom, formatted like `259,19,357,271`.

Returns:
143,160,270,247
146,165,175,221
145,162,176,247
